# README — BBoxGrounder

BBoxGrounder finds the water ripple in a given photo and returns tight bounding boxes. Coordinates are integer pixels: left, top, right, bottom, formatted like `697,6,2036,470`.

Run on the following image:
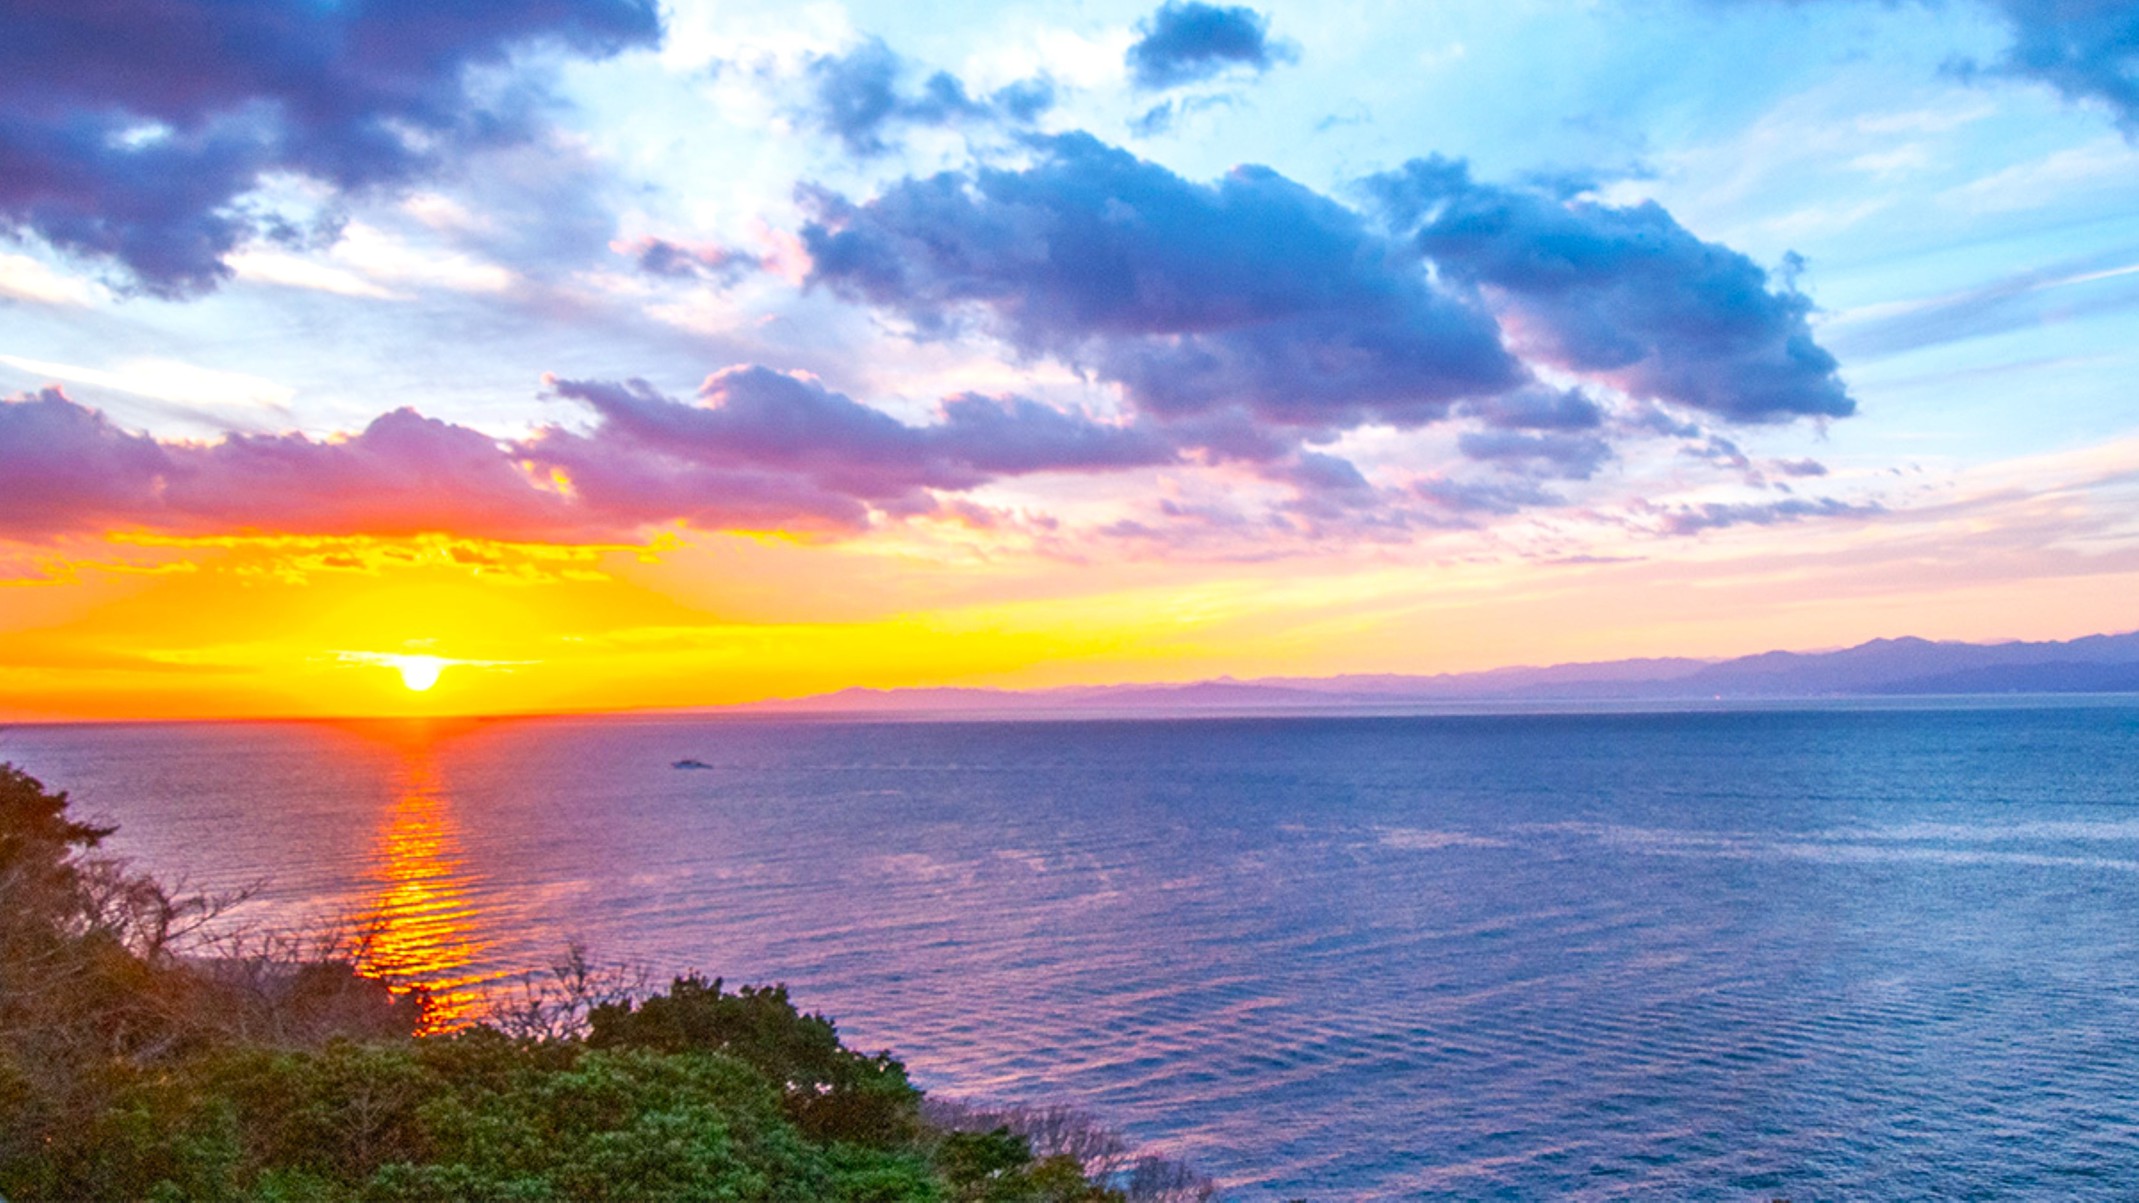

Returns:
6,706,2139,1198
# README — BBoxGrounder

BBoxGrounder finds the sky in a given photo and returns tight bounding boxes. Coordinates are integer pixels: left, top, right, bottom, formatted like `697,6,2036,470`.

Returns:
2,0,2137,720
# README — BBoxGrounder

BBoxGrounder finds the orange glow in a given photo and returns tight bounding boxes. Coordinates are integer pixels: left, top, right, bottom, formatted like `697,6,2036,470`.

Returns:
356,743,489,1029
2,453,2137,725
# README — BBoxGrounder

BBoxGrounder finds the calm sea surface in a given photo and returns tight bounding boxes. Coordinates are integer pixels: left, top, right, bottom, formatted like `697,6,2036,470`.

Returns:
6,705,2139,1199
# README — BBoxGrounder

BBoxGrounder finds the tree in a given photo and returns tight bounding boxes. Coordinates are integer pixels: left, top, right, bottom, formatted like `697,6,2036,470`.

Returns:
0,763,201,1173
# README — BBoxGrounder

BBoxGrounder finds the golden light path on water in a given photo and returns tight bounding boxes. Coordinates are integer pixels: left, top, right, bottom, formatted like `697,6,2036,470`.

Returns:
355,743,492,1029
8,709,2139,1195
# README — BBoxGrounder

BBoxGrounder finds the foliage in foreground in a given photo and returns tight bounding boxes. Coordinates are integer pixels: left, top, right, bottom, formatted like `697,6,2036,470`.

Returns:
0,764,1213,1202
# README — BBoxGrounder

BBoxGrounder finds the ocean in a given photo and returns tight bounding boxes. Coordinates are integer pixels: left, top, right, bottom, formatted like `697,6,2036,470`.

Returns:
5,703,2138,1199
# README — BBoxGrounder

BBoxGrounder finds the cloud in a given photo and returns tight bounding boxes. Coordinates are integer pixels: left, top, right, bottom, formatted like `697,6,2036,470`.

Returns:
932,391,1179,473
2,383,1887,556
1973,0,2139,131
169,409,579,538
1411,475,1564,517
1823,248,2139,358
0,387,580,539
1655,496,1883,535
0,389,173,536
801,38,1054,156
1128,93,1238,137
802,133,1522,440
1941,137,2135,214
1623,400,1705,439
1273,450,1373,493
0,0,661,296
616,236,765,285
1456,429,1615,480
0,253,101,306
1372,157,1856,424
1125,2,1297,90
539,368,1175,521
1726,1,2138,133
224,249,402,299
0,371,1175,542
1463,385,1606,431
0,354,293,414
1685,434,1752,472
802,133,1854,509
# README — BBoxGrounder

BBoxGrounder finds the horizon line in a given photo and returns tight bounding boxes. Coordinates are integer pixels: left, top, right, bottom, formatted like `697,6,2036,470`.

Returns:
4,626,2133,727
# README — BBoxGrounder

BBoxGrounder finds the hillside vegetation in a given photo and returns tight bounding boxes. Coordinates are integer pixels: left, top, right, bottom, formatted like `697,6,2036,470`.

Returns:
0,763,1211,1202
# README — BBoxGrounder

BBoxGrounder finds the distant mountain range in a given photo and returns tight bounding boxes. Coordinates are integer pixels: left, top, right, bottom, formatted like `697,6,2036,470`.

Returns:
740,631,2139,716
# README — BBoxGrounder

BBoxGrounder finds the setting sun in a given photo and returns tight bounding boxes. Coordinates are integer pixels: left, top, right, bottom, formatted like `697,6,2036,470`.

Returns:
386,655,446,692
336,650,460,697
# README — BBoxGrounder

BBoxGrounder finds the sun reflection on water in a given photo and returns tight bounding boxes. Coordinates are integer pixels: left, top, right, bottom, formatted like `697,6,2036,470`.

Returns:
357,745,491,1029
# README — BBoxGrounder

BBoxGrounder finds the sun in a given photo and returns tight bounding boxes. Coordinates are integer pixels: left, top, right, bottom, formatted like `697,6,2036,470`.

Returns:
337,648,521,698
382,655,446,692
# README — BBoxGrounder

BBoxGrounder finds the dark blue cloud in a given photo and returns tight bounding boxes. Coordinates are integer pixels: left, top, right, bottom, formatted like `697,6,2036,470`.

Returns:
0,0,660,296
802,39,1054,156
1125,2,1297,90
933,391,1176,474
1685,434,1752,471
1371,156,1855,423
1463,385,1606,431
1963,1,2139,130
1277,450,1373,493
803,132,1857,496
1731,1,2138,131
1623,400,1706,439
1658,496,1881,535
803,133,1522,437
618,236,765,285
541,366,1177,517
1411,475,1564,517
1455,429,1615,480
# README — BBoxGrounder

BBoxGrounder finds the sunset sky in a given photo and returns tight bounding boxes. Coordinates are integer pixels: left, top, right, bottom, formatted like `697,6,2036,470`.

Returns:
3,0,2136,719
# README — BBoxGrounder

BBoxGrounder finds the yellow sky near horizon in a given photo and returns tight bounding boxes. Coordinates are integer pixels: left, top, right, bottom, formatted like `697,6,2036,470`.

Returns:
5,466,2136,722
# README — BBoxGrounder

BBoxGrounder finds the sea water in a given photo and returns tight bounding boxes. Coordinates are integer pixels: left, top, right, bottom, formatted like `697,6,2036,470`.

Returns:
5,704,2138,1199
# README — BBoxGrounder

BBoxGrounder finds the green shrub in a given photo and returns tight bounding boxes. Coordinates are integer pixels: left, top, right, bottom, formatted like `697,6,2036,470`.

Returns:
0,764,1169,1202
588,974,923,1148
